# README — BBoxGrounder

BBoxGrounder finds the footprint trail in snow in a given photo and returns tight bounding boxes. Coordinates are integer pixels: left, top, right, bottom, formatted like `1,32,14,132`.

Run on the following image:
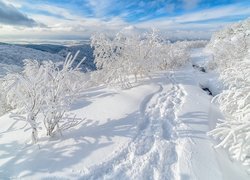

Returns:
83,73,186,180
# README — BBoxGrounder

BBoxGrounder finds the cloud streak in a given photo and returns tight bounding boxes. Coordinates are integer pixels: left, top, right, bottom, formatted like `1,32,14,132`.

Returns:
0,1,39,27
137,3,250,30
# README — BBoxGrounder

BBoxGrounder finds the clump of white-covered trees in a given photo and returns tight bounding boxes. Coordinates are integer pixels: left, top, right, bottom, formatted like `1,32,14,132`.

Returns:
206,19,250,172
0,28,195,143
1,52,86,143
91,29,191,88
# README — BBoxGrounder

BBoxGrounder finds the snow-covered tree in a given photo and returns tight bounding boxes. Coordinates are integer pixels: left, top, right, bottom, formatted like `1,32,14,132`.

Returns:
206,19,249,70
91,28,191,88
42,51,85,136
158,41,190,70
3,52,86,143
3,60,46,143
206,19,250,172
91,32,129,87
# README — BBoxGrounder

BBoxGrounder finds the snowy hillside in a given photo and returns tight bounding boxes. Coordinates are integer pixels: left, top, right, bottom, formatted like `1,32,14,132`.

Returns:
0,43,96,75
20,43,96,71
0,25,249,179
0,48,248,179
0,44,64,66
0,44,64,76
21,44,65,54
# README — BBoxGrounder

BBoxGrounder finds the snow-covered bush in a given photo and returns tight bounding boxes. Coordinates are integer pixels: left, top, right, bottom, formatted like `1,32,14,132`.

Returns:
157,41,190,70
0,78,11,116
91,29,190,88
2,52,86,143
206,19,250,70
206,19,250,172
42,52,85,136
208,87,250,171
90,33,129,87
91,30,160,87
2,60,46,142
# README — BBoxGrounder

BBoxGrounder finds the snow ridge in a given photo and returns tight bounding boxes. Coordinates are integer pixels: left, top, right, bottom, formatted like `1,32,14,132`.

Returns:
82,73,186,180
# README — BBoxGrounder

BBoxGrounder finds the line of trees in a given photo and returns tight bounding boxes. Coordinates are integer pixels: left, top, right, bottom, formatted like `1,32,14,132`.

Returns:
90,29,192,88
207,19,250,172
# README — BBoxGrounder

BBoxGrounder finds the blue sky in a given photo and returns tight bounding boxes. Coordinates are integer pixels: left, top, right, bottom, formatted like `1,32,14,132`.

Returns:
0,0,249,40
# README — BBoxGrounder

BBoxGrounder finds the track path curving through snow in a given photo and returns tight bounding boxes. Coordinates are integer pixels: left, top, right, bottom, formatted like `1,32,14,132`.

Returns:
82,72,188,180
1,48,249,180
81,49,246,180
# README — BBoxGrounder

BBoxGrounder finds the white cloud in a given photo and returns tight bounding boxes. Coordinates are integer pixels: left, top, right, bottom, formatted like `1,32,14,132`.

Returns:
137,4,250,30
0,4,128,39
175,5,250,23
0,0,249,41
86,0,115,17
182,0,200,10
2,0,23,8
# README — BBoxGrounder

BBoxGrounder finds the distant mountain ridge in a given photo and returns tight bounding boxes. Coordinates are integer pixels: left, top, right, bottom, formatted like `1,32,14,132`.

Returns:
0,42,96,75
21,44,66,54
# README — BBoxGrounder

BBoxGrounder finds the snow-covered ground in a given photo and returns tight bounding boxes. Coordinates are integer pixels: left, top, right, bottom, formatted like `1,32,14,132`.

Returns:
0,48,249,179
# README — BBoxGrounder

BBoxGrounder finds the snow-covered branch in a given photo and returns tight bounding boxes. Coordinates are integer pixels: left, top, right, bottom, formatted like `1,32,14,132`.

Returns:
1,52,87,143
206,19,250,172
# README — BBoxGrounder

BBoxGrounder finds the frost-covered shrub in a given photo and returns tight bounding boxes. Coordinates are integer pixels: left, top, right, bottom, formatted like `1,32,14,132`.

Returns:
2,51,86,143
90,33,130,88
0,78,11,116
158,41,190,70
206,19,250,70
91,29,161,87
208,87,250,170
91,29,190,88
206,19,250,172
42,52,85,136
2,60,45,142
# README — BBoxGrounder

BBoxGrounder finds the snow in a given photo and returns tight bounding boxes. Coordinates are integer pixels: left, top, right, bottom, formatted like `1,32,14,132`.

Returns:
0,44,63,77
0,43,95,76
0,48,249,179
0,83,159,178
0,44,64,66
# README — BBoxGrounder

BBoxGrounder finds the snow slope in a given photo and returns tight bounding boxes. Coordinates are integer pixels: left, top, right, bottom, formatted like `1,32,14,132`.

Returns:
0,48,248,179
0,43,95,76
0,44,64,66
0,44,64,76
